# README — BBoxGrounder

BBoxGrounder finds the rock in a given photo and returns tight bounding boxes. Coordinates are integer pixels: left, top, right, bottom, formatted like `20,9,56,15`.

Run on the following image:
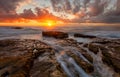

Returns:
86,39,120,74
101,45,120,73
102,51,120,73
74,33,96,38
11,27,23,29
87,44,100,54
0,37,119,77
58,39,93,63
0,39,65,77
0,53,33,77
0,39,16,47
58,38,78,47
82,53,93,63
73,46,93,63
66,51,94,73
92,38,120,44
42,31,68,39
30,52,67,77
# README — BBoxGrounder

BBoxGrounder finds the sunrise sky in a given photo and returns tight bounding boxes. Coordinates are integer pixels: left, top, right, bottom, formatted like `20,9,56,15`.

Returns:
0,0,120,26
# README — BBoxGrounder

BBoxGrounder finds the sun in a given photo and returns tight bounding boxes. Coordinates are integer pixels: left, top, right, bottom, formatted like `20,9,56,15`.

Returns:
45,20,55,27
47,22,52,26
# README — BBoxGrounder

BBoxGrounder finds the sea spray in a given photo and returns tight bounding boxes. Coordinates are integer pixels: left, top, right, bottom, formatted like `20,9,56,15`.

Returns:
66,47,91,64
69,58,90,77
80,45,114,77
56,54,75,77
42,38,91,77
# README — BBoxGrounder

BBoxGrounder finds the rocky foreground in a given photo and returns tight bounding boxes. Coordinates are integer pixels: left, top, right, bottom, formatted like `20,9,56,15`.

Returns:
0,31,120,77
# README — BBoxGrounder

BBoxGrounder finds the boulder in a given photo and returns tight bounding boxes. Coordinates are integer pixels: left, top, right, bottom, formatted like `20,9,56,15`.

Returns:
74,33,96,38
11,27,23,29
42,31,68,39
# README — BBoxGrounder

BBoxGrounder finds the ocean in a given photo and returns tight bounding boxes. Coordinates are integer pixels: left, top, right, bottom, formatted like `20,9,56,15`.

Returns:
0,25,120,40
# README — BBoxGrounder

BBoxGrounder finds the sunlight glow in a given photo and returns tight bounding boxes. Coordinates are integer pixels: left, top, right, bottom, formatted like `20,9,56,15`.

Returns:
47,21,52,26
44,20,56,27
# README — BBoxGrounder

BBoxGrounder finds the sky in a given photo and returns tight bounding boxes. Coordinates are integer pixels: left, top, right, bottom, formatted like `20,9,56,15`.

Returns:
0,0,120,26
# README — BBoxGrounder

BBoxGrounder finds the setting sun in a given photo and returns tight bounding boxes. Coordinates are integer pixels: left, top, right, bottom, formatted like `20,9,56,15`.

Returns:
44,20,56,27
47,21,53,26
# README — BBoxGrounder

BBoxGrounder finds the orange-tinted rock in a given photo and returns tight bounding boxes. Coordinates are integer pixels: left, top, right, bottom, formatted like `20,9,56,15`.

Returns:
0,39,65,77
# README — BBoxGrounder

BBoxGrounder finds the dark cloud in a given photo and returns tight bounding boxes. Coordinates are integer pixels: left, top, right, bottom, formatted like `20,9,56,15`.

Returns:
50,0,64,12
50,0,81,14
35,7,50,17
72,0,81,14
84,0,90,5
50,0,120,23
89,15,120,23
34,7,62,21
20,9,36,19
87,0,108,16
0,0,25,14
0,0,28,22
90,0,120,23
0,0,120,23
0,14,19,22
0,0,62,22
116,0,120,15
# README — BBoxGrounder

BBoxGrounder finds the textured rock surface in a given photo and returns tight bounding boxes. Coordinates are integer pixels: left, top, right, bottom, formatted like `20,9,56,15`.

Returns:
66,51,94,73
0,38,120,77
86,39,120,74
0,39,66,77
58,38,93,63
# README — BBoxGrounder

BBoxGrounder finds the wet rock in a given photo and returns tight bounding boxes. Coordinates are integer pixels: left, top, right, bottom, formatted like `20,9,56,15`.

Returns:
11,27,23,29
82,53,93,63
87,39,120,74
30,52,67,77
101,45,120,73
87,44,100,54
58,38,78,47
42,31,68,39
103,53,120,73
74,33,96,38
74,46,93,63
58,39,93,63
92,38,120,44
66,51,94,73
0,54,33,77
96,40,120,76
0,39,16,47
0,39,65,77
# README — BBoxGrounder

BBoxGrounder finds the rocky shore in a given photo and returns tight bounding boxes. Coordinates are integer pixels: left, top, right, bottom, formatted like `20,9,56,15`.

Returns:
0,39,66,77
0,31,120,77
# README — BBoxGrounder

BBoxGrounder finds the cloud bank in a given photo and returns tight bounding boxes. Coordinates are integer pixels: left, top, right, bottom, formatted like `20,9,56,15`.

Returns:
0,0,120,23
50,0,120,23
